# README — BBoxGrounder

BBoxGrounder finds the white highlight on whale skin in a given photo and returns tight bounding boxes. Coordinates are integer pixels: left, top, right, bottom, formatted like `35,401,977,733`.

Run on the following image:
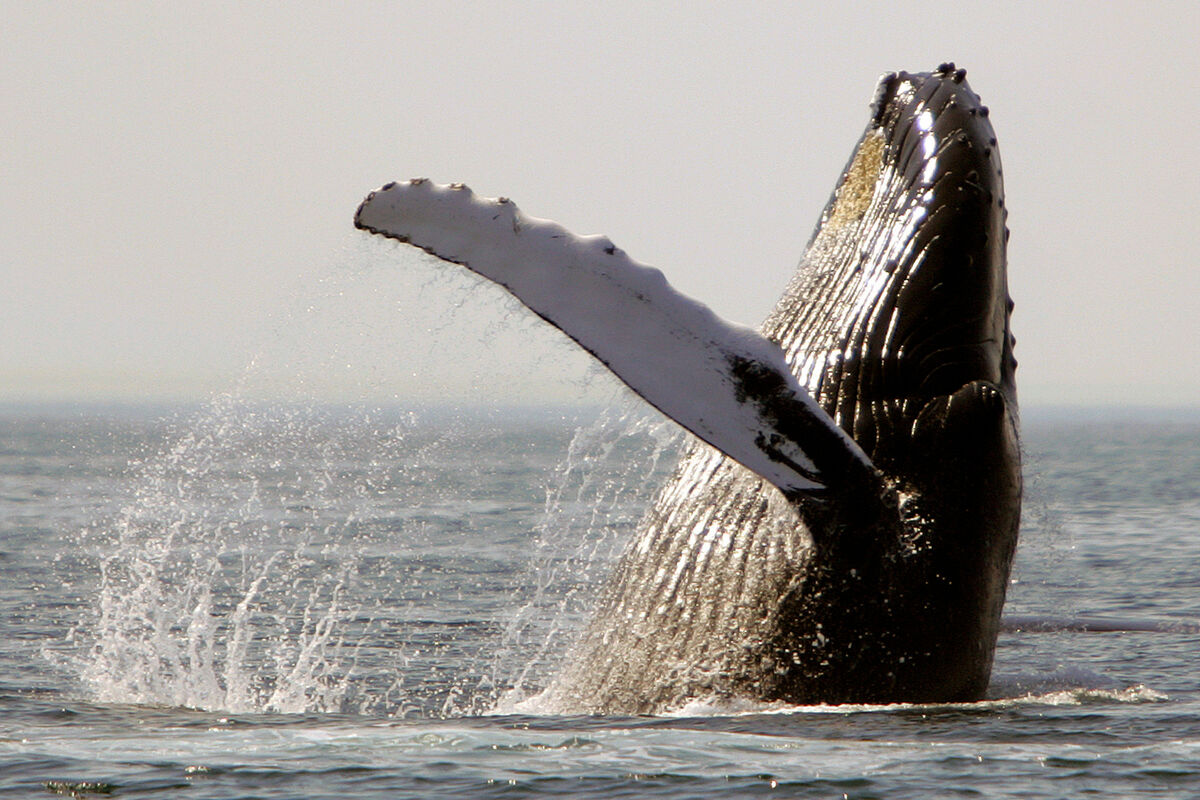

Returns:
355,178,871,497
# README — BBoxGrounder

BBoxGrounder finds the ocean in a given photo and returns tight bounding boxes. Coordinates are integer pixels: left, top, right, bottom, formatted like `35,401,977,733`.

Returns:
1,400,1197,798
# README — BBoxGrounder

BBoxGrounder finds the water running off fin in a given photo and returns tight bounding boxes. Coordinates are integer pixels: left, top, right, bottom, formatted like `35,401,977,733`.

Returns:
355,179,877,499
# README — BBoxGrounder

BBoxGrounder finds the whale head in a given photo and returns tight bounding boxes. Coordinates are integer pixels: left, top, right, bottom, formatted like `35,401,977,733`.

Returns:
771,64,1016,453
760,65,1022,703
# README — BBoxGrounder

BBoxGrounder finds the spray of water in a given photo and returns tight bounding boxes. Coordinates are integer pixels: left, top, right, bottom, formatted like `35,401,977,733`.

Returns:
74,394,409,712
66,239,678,717
477,404,683,713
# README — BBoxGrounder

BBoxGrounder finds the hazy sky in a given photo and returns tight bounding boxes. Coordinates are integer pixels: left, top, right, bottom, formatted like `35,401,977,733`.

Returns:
5,2,1199,408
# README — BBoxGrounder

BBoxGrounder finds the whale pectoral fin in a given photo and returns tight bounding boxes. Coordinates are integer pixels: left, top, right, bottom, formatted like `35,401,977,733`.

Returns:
356,179,878,498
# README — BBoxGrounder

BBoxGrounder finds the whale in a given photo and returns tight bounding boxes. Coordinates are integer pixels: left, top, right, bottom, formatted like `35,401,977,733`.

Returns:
355,64,1020,713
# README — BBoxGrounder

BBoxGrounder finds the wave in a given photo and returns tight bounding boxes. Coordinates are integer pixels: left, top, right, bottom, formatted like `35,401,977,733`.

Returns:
492,669,1167,719
1000,614,1200,633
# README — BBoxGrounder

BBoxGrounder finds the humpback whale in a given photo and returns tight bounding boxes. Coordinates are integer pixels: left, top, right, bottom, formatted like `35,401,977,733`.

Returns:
356,64,1020,713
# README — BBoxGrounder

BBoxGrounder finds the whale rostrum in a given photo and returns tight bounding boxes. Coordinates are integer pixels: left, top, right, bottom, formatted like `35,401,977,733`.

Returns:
356,64,1020,713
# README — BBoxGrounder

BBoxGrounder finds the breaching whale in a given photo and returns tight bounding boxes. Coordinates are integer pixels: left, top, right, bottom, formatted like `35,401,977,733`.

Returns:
356,64,1020,713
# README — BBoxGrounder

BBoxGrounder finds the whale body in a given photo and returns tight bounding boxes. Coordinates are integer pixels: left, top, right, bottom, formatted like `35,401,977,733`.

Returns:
356,64,1020,713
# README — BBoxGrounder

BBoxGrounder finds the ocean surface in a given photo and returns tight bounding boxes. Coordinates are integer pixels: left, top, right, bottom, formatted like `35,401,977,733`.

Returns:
1,400,1198,798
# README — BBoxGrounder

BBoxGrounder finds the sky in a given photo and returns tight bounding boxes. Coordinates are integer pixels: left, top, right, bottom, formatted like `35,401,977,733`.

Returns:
5,2,1199,409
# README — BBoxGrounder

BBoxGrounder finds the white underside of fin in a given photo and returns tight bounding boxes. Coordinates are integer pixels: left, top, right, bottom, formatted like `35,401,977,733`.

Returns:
356,179,872,496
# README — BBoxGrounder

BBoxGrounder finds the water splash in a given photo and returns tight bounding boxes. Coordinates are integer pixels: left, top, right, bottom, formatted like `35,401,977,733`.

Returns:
73,394,415,713
65,384,673,716
61,238,695,717
482,405,682,713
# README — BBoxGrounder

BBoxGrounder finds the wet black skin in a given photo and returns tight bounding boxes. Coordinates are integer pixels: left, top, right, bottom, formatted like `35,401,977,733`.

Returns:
547,65,1021,711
